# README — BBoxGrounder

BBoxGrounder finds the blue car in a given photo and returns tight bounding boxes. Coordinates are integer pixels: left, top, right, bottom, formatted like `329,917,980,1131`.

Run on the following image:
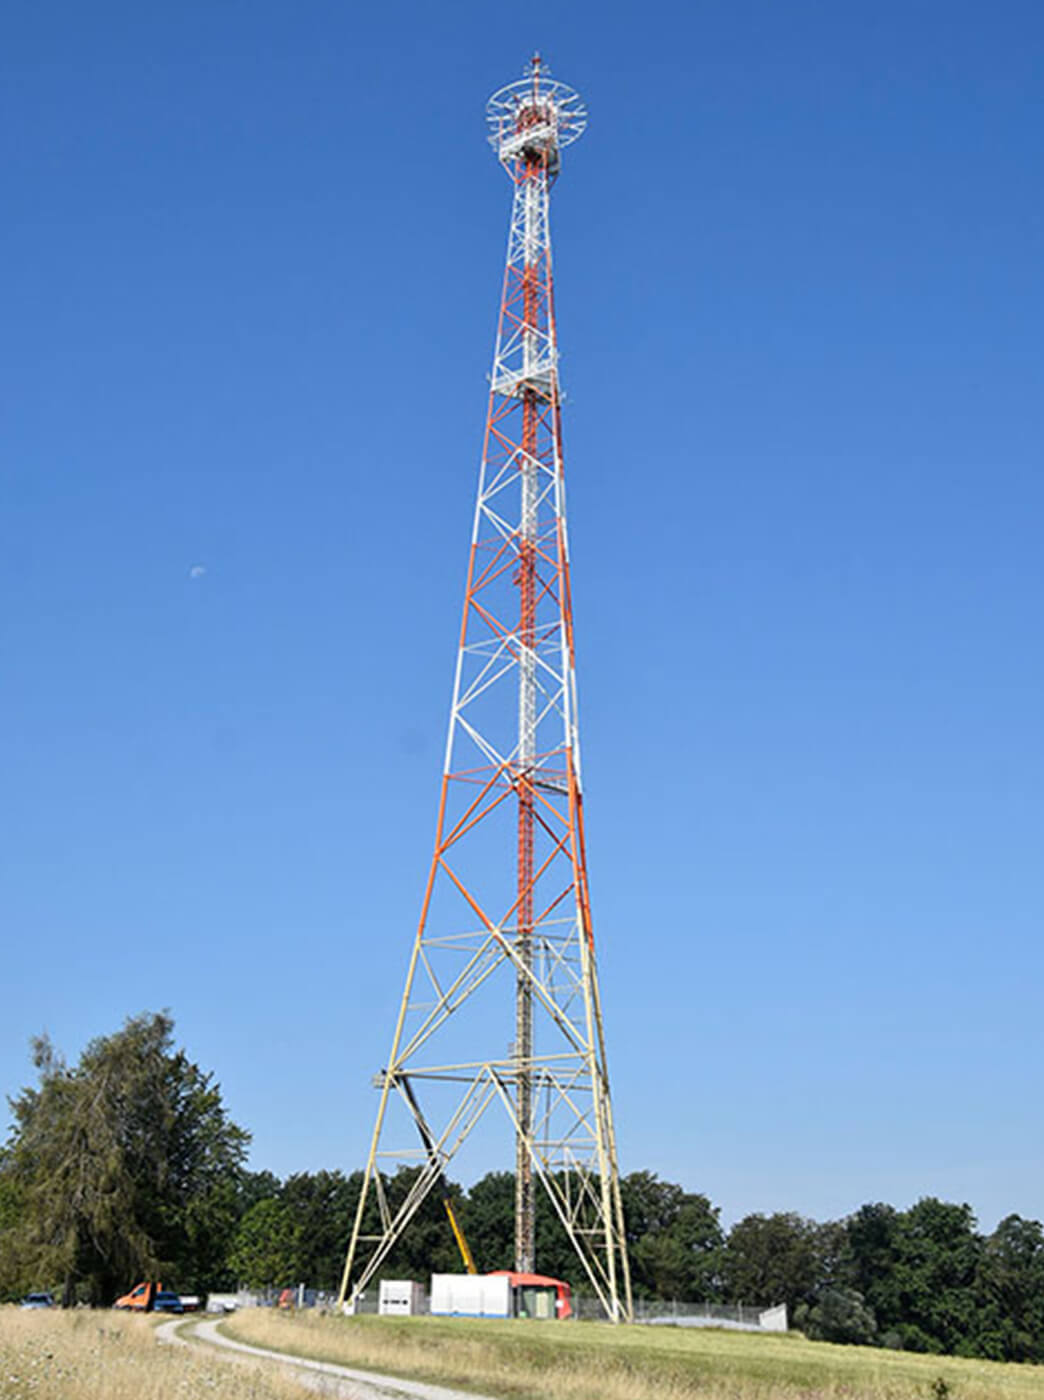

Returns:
21,1293,55,1309
152,1291,185,1314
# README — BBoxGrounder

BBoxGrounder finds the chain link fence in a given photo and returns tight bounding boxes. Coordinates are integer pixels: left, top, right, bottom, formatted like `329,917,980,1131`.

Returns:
572,1295,785,1329
225,1284,785,1332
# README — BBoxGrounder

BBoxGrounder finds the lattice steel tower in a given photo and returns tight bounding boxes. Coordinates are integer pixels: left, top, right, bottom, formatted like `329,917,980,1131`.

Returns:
337,56,632,1323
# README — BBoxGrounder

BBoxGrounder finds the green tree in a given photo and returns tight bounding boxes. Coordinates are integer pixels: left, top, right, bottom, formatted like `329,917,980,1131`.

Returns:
621,1172,723,1300
280,1170,361,1292
670,1194,725,1300
4,1012,249,1303
0,1165,30,1300
802,1285,878,1345
888,1199,982,1355
723,1212,819,1317
846,1201,902,1329
811,1219,854,1292
228,1198,298,1290
972,1215,1044,1362
239,1170,282,1210
621,1171,686,1242
181,1179,247,1293
458,1172,515,1273
180,1170,285,1293
382,1167,470,1280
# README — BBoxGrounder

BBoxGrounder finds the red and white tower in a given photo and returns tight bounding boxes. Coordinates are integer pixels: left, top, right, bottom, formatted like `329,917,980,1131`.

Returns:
338,57,632,1323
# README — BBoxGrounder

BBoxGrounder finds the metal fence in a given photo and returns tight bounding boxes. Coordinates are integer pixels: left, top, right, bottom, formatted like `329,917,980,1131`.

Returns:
573,1295,781,1329
232,1284,784,1331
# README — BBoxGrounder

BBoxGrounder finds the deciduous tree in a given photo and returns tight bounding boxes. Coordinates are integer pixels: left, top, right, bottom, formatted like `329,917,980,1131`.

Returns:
3,1012,248,1303
723,1212,819,1316
973,1215,1044,1362
228,1197,298,1290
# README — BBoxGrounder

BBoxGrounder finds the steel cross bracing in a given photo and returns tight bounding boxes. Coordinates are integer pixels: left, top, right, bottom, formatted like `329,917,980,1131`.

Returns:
338,56,632,1324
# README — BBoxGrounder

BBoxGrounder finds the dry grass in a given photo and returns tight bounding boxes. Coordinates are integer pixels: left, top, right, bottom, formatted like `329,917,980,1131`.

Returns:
0,1306,312,1400
222,1307,1044,1400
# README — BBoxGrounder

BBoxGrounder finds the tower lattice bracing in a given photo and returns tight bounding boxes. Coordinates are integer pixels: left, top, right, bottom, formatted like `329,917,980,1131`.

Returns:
338,57,632,1323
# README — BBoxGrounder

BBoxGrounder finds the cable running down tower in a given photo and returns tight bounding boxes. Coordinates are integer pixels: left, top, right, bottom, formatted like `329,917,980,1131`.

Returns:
338,56,632,1324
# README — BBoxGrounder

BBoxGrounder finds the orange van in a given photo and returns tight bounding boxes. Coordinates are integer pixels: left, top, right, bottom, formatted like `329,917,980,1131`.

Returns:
114,1281,159,1311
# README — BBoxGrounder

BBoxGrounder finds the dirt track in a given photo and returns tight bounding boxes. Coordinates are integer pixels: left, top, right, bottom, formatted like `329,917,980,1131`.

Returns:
156,1315,498,1400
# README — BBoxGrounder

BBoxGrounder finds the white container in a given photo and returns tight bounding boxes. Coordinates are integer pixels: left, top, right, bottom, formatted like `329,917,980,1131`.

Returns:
379,1279,426,1317
430,1273,510,1318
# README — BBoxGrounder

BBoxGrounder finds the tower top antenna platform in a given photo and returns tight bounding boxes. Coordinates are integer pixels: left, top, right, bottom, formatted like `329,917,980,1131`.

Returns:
486,53,587,172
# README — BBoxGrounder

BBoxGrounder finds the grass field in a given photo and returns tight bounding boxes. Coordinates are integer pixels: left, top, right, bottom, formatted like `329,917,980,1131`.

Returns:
0,1306,310,1400
222,1308,1044,1400
5,1305,1044,1400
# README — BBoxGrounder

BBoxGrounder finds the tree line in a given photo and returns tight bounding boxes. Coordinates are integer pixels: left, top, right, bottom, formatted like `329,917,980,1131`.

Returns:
2,1013,1043,1364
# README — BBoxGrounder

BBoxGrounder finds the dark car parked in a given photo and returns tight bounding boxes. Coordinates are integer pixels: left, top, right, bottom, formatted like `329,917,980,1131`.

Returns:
152,1291,184,1314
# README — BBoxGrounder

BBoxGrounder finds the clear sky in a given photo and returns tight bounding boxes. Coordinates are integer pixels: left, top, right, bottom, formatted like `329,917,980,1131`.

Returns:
3,0,1042,1234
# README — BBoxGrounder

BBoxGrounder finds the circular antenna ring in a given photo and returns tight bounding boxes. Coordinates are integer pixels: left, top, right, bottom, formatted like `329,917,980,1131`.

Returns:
486,59,587,167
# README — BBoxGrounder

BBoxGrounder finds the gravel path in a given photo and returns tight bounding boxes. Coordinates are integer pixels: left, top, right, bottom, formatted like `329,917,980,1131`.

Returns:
155,1315,499,1400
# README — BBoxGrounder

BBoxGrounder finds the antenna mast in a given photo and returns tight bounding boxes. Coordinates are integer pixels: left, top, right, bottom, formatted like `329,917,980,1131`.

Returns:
338,56,632,1323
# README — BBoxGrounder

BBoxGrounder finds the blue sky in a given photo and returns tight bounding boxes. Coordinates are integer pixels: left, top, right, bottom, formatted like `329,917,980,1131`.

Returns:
3,0,1042,1234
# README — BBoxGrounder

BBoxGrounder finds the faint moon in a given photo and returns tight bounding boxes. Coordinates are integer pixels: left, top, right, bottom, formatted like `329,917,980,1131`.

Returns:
189,565,207,579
